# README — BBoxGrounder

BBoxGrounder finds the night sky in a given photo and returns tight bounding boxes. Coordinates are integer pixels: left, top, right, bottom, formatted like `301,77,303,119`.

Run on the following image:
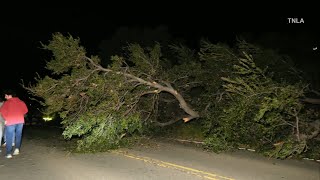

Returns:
1,7,319,102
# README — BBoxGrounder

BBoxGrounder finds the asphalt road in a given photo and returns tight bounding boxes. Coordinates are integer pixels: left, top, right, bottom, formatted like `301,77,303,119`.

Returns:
0,126,319,180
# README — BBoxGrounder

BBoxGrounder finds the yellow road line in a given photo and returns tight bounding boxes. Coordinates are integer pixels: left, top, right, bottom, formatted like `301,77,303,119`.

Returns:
112,150,235,180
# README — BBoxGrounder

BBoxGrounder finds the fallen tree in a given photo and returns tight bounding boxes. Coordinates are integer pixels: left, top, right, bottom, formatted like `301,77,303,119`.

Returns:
24,33,200,151
23,33,320,158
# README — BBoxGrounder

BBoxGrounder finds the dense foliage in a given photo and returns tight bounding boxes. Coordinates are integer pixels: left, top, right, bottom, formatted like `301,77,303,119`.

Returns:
26,33,319,159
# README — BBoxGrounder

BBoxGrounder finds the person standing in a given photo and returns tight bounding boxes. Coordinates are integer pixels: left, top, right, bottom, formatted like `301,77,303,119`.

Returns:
0,89,28,158
0,98,5,151
0,97,15,149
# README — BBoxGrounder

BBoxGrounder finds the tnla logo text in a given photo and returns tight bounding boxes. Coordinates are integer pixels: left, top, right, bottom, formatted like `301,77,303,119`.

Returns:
287,18,304,23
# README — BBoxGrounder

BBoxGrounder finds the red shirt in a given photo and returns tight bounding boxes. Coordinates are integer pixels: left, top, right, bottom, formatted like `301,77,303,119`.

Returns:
0,97,28,126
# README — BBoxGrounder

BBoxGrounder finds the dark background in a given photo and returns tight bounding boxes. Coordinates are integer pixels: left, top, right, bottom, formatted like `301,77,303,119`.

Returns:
1,7,319,103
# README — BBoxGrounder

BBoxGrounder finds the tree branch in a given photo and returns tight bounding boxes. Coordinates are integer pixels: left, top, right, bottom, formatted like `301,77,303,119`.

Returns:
306,120,320,140
153,117,181,127
311,90,320,96
85,57,200,122
300,98,320,105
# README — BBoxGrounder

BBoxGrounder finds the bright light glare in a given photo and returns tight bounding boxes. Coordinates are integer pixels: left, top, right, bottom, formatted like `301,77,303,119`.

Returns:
43,117,53,121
